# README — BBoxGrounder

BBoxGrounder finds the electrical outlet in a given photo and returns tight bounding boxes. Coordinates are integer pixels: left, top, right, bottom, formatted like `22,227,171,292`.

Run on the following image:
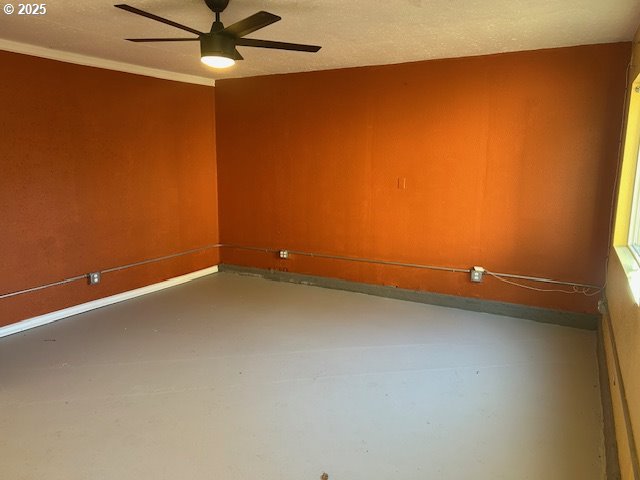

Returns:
279,250,289,259
597,299,607,314
88,272,101,285
470,266,484,283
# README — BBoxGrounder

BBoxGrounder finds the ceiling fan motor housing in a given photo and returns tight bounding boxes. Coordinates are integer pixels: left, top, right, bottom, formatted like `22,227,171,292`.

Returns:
200,33,235,58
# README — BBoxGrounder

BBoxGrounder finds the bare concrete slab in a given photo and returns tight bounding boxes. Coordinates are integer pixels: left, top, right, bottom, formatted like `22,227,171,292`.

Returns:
0,272,605,480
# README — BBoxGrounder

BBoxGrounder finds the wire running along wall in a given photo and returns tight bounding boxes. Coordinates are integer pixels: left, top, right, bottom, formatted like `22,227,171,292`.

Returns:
0,243,602,301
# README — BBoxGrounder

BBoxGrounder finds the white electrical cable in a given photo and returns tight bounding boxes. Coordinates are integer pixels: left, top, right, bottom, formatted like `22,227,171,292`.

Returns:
485,270,601,296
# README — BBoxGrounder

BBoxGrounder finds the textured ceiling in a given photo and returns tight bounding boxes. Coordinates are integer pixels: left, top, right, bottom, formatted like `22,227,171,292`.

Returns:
0,0,638,82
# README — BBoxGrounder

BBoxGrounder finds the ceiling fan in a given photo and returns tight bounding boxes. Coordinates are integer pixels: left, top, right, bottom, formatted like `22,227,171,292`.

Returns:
115,0,321,69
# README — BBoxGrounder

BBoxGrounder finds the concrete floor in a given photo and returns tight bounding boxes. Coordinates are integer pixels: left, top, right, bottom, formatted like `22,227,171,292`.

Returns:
0,272,605,480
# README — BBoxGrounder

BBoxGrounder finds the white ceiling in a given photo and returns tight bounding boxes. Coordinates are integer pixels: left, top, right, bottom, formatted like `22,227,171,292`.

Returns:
0,0,638,83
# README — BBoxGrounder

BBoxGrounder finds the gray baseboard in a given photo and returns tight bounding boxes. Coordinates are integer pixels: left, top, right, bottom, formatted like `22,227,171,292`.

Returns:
219,264,599,330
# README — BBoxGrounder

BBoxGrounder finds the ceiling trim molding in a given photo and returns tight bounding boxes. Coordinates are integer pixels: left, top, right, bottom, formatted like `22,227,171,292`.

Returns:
0,39,215,86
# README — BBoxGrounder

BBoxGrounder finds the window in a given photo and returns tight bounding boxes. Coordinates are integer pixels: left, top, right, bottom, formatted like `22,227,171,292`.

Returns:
613,79,640,304
628,143,640,263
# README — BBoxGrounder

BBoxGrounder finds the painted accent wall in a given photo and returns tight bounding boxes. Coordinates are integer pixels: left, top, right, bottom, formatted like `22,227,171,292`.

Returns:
606,26,640,480
0,51,219,327
216,43,630,315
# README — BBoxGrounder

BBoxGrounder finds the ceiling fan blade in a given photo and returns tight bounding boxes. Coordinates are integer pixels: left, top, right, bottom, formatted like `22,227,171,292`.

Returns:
236,38,321,52
232,49,244,61
126,38,199,42
114,4,203,36
222,11,281,38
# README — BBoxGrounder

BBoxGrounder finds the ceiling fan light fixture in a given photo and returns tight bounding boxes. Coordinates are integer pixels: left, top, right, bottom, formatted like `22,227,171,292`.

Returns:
201,55,235,68
200,34,236,69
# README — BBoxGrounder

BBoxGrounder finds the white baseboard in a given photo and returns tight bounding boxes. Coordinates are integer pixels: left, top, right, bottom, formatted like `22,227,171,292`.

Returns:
0,265,219,339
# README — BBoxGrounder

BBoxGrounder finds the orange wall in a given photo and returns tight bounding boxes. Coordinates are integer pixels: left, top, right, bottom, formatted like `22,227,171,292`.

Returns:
216,43,630,314
0,51,219,327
